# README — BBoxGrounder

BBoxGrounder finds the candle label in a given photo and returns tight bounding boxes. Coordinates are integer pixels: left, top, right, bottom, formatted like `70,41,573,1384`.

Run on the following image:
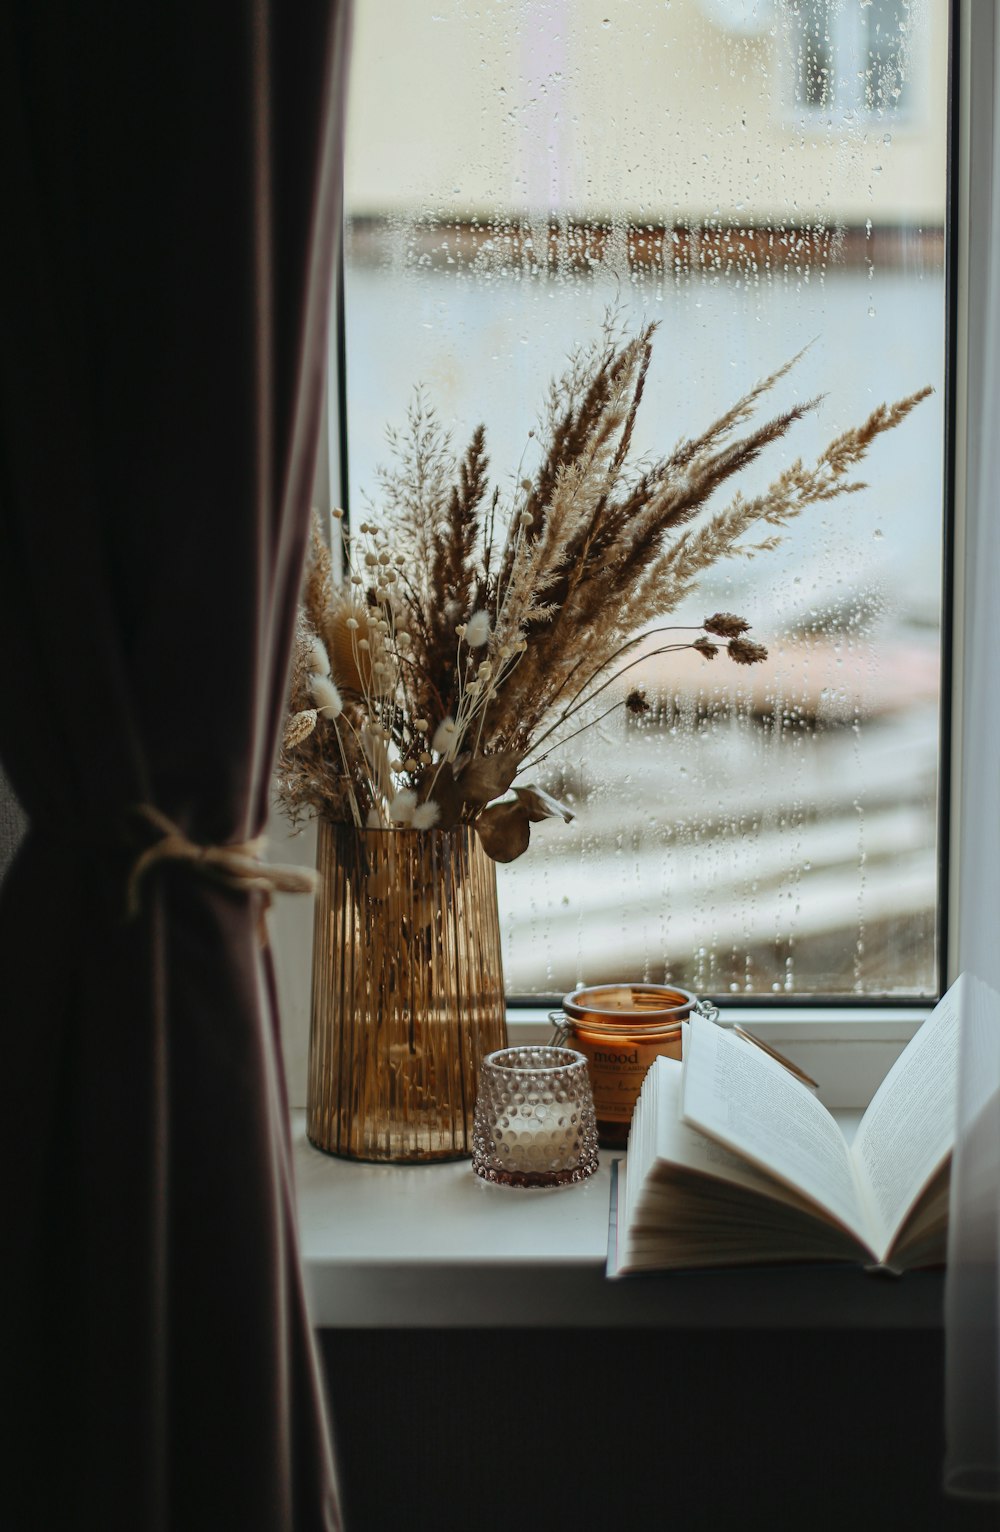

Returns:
576,1032,682,1122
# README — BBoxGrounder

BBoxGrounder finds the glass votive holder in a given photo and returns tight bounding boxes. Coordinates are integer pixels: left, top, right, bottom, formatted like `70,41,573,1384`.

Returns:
472,1045,600,1189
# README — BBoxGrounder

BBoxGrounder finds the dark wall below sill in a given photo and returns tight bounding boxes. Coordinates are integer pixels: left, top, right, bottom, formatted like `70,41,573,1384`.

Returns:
320,1328,997,1532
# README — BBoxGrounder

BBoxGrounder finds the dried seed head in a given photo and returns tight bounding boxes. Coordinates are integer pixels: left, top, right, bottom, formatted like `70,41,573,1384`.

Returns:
704,612,751,638
284,709,318,748
693,636,719,659
728,637,769,666
625,689,651,716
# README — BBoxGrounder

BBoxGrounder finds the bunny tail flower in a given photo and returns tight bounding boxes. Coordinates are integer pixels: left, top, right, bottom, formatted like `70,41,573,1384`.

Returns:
465,610,492,648
412,800,441,831
310,672,344,717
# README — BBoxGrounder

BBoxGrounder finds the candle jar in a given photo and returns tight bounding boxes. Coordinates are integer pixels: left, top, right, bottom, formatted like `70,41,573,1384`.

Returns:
552,984,719,1148
472,1045,599,1188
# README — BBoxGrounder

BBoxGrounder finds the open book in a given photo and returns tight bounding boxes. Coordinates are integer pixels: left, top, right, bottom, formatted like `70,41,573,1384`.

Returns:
610,975,979,1277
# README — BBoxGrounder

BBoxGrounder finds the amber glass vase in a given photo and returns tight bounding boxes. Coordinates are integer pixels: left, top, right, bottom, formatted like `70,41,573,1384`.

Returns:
307,820,508,1162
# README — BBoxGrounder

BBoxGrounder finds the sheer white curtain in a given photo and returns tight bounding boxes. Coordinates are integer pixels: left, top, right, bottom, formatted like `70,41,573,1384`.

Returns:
944,0,1000,1500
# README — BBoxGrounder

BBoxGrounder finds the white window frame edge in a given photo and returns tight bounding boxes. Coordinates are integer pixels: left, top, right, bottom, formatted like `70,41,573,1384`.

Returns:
948,0,992,986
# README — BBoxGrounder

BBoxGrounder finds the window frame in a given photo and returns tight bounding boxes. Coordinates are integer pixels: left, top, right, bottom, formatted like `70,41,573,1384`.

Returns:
946,0,996,986
287,0,984,1082
780,0,924,130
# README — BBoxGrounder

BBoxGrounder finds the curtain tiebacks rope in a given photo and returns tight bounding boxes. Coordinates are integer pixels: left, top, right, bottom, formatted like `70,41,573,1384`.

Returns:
126,804,317,918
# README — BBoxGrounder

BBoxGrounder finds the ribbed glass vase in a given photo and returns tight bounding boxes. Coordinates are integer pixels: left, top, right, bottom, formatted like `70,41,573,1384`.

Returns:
307,820,508,1162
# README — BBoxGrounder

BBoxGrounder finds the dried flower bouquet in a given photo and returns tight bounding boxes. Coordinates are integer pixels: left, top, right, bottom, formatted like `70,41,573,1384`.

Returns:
278,319,929,863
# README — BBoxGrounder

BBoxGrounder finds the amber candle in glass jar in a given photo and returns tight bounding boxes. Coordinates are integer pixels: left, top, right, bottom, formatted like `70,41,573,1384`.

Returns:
553,984,716,1148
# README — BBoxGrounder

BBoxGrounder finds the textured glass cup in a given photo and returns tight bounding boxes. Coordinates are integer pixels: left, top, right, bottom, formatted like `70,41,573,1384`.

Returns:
308,822,508,1163
472,1045,599,1188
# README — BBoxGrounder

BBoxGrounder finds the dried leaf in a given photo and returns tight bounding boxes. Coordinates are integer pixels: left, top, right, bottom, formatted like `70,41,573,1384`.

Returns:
475,801,531,863
455,749,522,810
513,784,575,823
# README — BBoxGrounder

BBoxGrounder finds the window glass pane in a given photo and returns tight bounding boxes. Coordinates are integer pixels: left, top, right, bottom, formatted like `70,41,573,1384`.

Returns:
791,0,836,111
341,0,948,999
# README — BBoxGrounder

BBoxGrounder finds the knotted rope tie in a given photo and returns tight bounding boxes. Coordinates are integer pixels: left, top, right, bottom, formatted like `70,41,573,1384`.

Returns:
126,804,317,919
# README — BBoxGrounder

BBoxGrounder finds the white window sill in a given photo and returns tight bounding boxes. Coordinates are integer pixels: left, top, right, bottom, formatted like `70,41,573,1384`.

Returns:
294,1004,945,1332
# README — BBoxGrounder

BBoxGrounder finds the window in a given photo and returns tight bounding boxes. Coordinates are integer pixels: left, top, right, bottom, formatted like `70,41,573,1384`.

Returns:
335,0,951,1004
786,0,917,121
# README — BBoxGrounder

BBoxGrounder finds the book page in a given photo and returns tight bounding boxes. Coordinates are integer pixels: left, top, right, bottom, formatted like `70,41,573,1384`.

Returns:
850,977,963,1259
681,1015,871,1245
651,1058,840,1216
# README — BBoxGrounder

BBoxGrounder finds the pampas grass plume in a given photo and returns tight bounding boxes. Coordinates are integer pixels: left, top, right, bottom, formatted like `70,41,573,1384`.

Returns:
279,322,929,844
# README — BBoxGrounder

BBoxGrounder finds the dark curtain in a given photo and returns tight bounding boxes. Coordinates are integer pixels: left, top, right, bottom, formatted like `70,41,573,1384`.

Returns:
0,5,350,1528
0,757,27,887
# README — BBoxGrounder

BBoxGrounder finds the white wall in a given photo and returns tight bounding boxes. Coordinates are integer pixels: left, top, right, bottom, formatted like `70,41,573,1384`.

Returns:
267,808,317,1106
